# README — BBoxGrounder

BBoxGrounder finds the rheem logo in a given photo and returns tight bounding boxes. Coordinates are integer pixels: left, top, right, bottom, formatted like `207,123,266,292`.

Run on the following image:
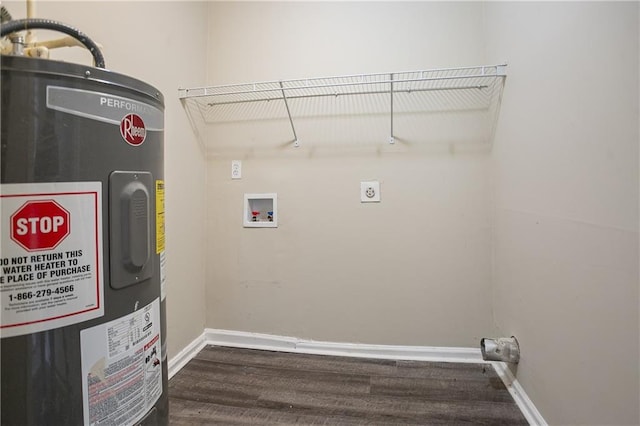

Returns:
120,113,146,146
10,200,70,251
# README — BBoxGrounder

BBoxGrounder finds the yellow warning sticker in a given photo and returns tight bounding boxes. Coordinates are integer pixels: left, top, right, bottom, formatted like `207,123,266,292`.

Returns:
155,180,165,254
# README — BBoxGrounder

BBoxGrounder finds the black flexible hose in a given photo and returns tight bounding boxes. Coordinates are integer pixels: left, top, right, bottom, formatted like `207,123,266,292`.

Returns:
1,18,105,68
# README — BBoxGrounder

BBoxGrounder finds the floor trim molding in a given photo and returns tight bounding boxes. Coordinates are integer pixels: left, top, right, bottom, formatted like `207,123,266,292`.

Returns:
203,328,484,362
168,328,546,425
168,332,207,380
491,361,547,426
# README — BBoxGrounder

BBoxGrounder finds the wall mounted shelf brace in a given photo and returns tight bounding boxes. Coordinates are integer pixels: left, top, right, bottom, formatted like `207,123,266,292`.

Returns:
279,81,299,147
179,64,507,147
389,73,395,144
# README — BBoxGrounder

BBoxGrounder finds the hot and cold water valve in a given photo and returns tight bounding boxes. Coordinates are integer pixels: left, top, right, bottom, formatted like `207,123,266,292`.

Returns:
250,211,274,222
244,194,277,228
481,336,520,364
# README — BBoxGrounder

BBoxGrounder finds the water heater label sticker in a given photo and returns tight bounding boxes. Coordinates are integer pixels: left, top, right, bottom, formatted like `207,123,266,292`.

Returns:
0,182,104,338
81,298,162,426
155,180,165,254
160,251,166,301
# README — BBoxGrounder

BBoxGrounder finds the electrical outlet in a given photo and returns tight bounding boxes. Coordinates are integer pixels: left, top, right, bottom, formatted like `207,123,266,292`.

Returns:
360,181,380,203
231,160,241,179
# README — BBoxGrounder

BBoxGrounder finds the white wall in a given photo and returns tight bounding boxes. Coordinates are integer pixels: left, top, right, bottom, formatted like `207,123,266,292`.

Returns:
205,2,640,423
204,2,496,347
486,2,639,425
4,0,210,359
207,2,484,83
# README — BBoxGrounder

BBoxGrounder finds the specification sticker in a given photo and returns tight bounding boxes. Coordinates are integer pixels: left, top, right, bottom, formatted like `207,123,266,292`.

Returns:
81,298,162,426
160,251,166,301
156,180,166,301
155,180,165,254
0,182,104,338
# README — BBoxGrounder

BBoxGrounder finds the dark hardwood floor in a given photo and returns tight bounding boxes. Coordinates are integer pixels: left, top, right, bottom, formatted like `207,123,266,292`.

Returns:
168,346,528,425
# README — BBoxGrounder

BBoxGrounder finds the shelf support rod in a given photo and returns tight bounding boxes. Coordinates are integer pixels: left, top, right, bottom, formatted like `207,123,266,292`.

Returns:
389,73,395,144
279,81,299,147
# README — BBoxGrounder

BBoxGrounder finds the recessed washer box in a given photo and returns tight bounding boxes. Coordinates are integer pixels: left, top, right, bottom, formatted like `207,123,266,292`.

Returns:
243,193,277,228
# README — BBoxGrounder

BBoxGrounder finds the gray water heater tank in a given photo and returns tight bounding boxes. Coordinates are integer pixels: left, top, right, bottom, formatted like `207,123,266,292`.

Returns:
1,32,168,425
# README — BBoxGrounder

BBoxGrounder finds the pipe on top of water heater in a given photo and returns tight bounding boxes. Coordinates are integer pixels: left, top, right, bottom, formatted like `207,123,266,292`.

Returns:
1,18,105,68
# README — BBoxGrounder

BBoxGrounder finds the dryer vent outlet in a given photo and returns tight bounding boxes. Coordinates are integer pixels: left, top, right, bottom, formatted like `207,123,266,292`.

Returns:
480,336,520,364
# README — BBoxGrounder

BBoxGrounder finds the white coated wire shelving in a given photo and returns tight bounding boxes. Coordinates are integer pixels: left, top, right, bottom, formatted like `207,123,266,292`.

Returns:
178,64,507,148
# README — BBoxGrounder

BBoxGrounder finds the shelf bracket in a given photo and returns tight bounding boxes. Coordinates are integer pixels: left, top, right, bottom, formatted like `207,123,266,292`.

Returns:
389,73,395,144
279,81,299,147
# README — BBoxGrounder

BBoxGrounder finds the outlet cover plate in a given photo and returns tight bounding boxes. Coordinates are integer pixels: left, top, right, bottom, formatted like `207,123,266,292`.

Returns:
361,181,380,203
231,160,242,179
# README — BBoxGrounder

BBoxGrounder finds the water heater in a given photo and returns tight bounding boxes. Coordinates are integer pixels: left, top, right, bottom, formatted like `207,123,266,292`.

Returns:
1,16,168,425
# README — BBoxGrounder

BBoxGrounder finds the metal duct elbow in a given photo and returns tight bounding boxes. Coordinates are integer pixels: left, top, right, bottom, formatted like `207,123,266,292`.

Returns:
481,336,520,363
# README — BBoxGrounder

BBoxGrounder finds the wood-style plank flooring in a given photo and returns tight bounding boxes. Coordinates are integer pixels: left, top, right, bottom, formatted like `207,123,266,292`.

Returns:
168,346,528,425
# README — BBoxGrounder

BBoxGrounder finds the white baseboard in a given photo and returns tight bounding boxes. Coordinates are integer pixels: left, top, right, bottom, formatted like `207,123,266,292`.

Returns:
167,331,207,379
203,328,484,363
492,361,547,426
168,328,545,425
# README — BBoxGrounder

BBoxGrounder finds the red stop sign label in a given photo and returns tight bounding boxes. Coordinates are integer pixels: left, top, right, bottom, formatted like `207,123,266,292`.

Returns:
10,200,71,252
120,113,147,146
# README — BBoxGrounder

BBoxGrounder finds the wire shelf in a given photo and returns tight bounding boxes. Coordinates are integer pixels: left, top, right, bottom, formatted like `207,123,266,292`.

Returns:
179,64,506,148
